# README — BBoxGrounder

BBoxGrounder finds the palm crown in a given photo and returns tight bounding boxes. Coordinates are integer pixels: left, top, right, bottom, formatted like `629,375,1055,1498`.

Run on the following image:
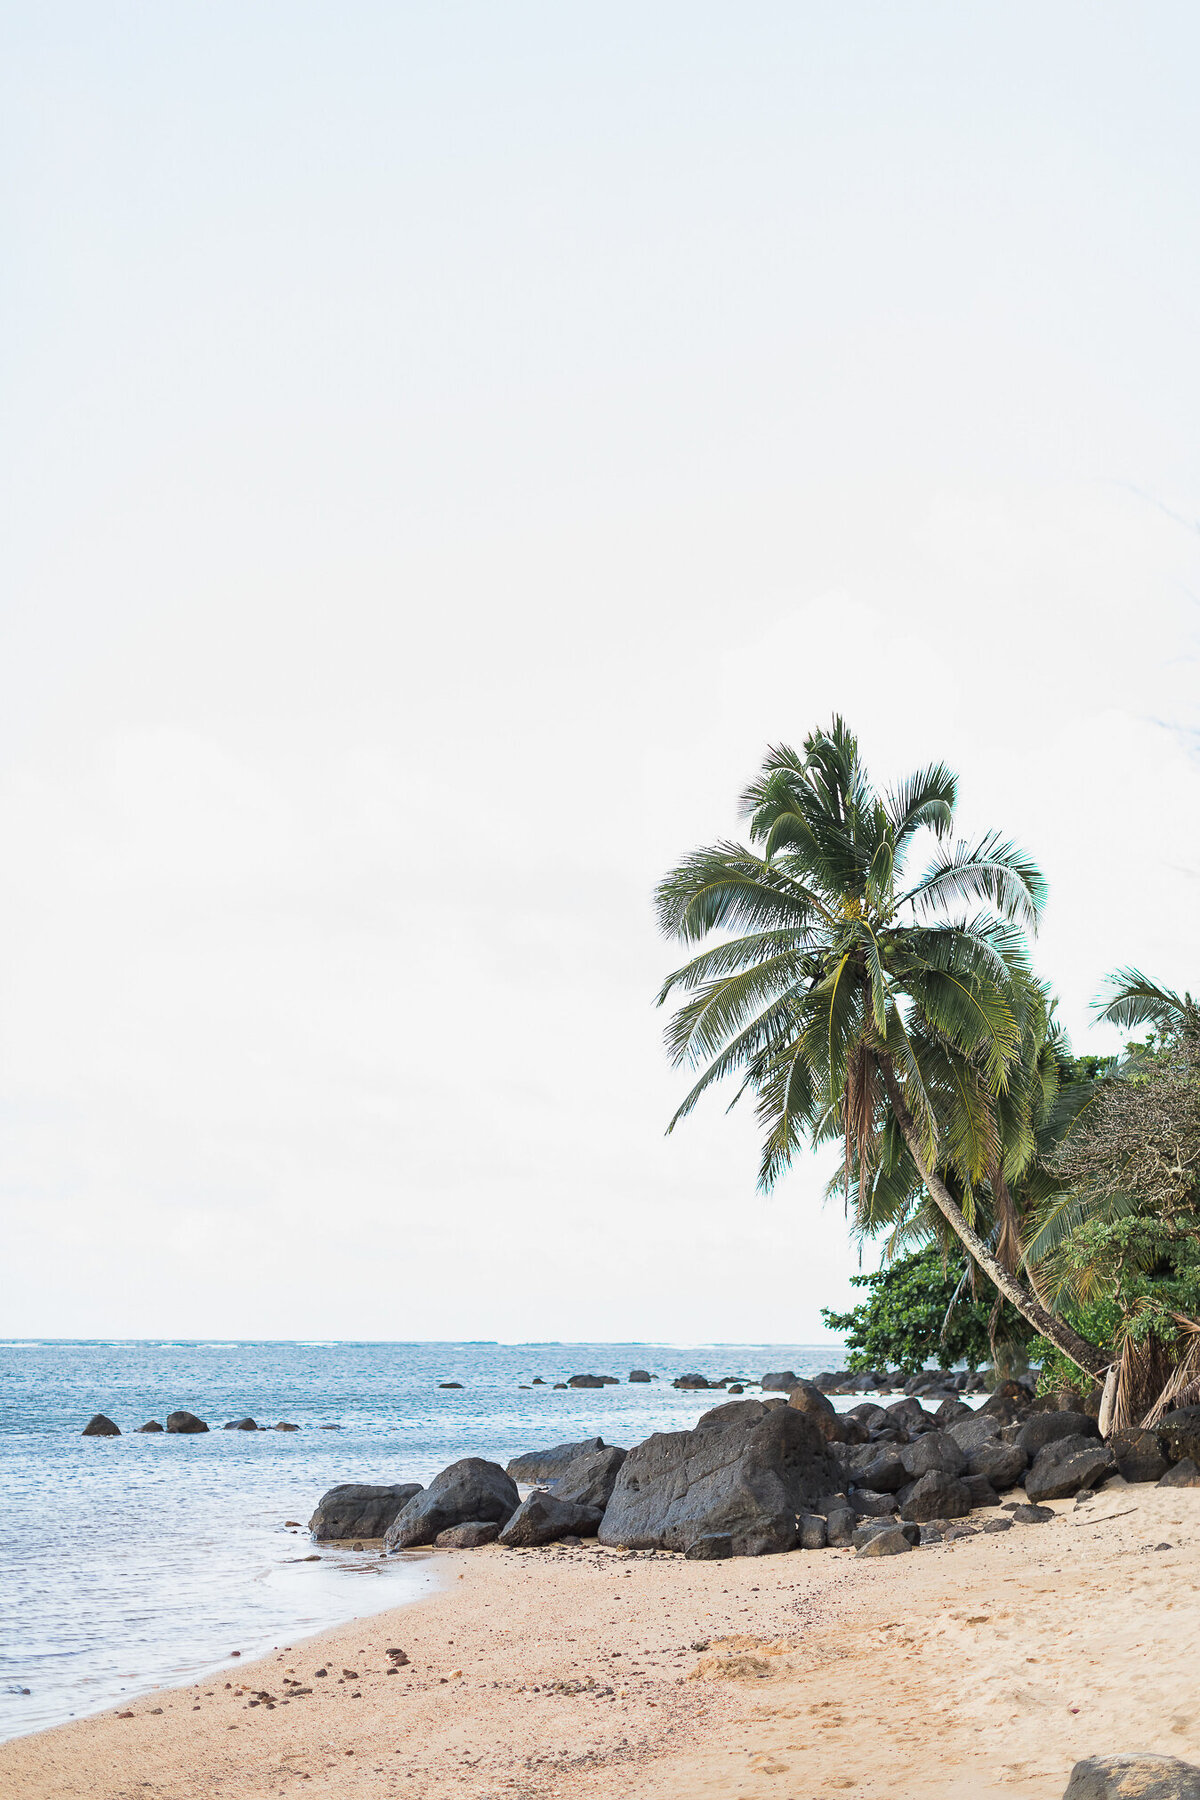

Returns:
656,718,1103,1377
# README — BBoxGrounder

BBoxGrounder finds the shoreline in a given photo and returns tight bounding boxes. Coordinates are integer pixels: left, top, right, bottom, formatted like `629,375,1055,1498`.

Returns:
5,1486,1199,1800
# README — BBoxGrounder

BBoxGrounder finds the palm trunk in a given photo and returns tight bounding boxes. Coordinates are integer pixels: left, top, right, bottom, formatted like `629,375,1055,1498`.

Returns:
878,1059,1106,1382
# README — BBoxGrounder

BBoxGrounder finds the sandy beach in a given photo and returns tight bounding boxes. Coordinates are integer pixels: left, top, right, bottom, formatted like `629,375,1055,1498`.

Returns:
3,1484,1196,1800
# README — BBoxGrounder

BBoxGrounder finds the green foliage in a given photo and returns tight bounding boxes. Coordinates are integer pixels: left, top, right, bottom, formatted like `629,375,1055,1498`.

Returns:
820,1245,1033,1375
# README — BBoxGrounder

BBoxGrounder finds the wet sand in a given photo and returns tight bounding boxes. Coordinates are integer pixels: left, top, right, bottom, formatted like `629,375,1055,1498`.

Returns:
3,1485,1197,1800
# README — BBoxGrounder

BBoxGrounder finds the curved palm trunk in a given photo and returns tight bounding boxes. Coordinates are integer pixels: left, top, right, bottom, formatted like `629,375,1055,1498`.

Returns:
878,1059,1106,1382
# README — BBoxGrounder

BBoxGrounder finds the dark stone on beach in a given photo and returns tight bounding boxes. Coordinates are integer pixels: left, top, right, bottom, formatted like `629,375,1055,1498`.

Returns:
934,1397,974,1425
506,1438,605,1482
309,1483,424,1540
727,1384,744,1395
983,1516,1013,1532
1017,1410,1099,1459
82,1414,120,1437
386,1459,519,1550
1158,1457,1200,1488
673,1374,710,1390
435,1520,502,1549
849,1489,899,1518
439,1382,463,1389
901,1432,966,1480
498,1492,601,1547
856,1525,915,1557
825,1505,857,1548
1063,1754,1200,1799
549,1444,627,1511
799,1513,828,1549
760,1371,800,1392
1012,1503,1055,1523
166,1411,208,1434
569,1374,618,1388
968,1441,1027,1491
225,1418,258,1431
137,1420,163,1432
686,1533,733,1560
785,1381,835,1419
598,1398,840,1557
1109,1428,1169,1484
628,1370,652,1383
1025,1436,1114,1504
899,1469,972,1522
1156,1408,1200,1469
855,1452,907,1493
962,1474,1000,1510
979,1379,1034,1424
948,1411,1002,1454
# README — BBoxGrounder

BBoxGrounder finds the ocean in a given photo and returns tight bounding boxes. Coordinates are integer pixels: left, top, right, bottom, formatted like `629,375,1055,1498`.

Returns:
0,1337,849,1742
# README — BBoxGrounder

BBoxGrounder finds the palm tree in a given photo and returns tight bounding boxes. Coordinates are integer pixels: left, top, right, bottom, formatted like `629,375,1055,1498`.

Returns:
655,718,1105,1379
1095,969,1200,1042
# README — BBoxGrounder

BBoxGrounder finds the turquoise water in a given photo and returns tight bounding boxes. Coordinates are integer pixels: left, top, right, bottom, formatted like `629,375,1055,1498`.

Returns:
0,1338,844,1741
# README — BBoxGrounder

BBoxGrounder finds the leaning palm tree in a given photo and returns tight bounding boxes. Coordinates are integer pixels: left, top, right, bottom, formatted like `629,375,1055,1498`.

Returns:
1095,969,1200,1042
656,718,1105,1379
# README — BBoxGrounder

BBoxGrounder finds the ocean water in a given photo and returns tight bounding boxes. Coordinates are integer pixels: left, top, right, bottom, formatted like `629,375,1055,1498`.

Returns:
0,1338,847,1742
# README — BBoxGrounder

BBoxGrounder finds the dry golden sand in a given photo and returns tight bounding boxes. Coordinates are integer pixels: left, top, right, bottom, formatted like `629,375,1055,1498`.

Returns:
3,1486,1198,1800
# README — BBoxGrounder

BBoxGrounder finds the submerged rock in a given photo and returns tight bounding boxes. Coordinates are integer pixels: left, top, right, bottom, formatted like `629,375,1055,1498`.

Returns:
598,1398,839,1556
386,1459,519,1550
166,1411,208,1434
628,1370,653,1383
136,1420,164,1433
568,1374,618,1388
224,1418,258,1431
82,1414,120,1437
309,1483,424,1540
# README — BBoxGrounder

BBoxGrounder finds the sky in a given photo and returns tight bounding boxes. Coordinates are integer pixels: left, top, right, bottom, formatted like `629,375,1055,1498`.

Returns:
1,3,1198,1342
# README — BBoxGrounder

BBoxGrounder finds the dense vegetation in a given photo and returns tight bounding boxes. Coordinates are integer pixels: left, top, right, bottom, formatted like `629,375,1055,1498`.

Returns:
657,719,1200,1427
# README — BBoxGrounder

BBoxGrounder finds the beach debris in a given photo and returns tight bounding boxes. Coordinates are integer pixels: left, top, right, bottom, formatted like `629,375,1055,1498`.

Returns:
5,1686,31,1696
387,1648,410,1666
386,1459,519,1550
309,1483,423,1540
82,1414,121,1437
136,1420,164,1433
1063,1752,1200,1798
506,1438,605,1482
166,1411,208,1434
434,1520,501,1549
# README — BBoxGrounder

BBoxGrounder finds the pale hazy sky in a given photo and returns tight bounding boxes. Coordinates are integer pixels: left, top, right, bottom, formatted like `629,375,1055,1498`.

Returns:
2,4,1198,1341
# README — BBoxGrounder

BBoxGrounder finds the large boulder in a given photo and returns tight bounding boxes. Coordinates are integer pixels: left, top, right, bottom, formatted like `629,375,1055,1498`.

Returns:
1156,1408,1200,1468
948,1412,1003,1454
598,1398,839,1556
309,1483,423,1540
1158,1458,1200,1489
506,1438,605,1482
1016,1411,1099,1459
568,1374,616,1388
549,1444,627,1511
166,1411,208,1434
899,1469,972,1522
136,1420,163,1433
1025,1436,1115,1505
498,1492,601,1547
225,1418,258,1431
968,1441,1027,1492
761,1371,800,1392
849,1489,899,1518
856,1525,916,1557
1108,1428,1169,1484
385,1459,519,1549
979,1379,1034,1424
673,1374,711,1390
1063,1754,1200,1799
82,1414,120,1437
855,1451,908,1494
628,1370,652,1383
901,1432,966,1480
